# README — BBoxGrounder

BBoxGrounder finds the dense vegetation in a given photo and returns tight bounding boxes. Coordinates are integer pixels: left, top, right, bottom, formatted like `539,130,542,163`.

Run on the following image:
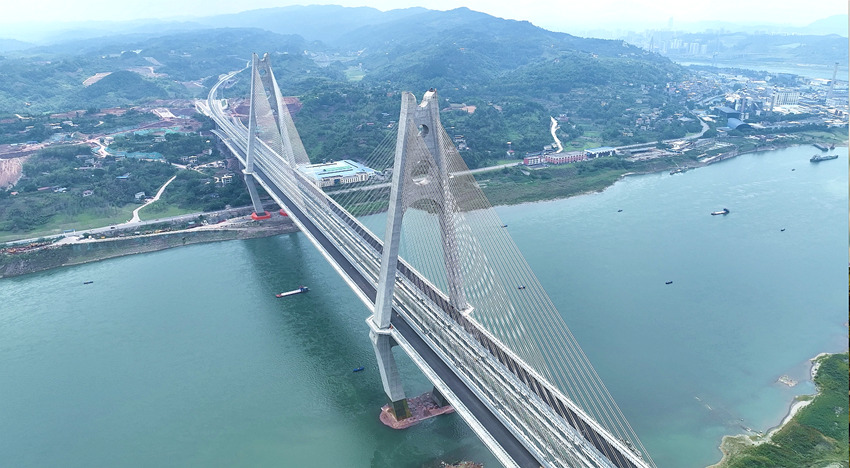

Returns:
477,150,707,205
110,131,218,165
267,44,692,167
0,145,174,232
0,29,328,112
0,109,158,145
0,144,249,235
2,7,697,169
79,71,169,106
159,170,251,213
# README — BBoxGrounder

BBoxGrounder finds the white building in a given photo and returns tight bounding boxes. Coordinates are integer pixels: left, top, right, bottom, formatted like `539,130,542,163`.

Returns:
298,160,377,188
772,90,800,108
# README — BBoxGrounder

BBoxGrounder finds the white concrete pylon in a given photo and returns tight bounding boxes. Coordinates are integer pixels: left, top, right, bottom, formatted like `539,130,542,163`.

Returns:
373,89,468,330
245,52,299,217
244,53,265,215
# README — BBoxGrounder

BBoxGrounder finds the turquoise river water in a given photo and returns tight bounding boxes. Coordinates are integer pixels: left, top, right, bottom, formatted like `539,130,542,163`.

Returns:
1,145,847,467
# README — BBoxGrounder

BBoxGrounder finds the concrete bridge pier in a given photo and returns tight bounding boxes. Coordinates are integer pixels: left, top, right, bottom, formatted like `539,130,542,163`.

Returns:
244,173,270,220
370,330,411,420
431,385,449,407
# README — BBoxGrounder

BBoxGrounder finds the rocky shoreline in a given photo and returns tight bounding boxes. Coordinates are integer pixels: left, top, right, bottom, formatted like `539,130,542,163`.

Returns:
707,352,836,468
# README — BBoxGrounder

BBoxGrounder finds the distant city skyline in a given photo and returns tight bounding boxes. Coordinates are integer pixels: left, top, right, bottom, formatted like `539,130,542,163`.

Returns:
1,0,846,33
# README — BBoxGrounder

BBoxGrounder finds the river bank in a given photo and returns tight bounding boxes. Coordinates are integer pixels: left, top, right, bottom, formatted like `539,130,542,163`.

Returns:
481,134,846,208
3,141,844,278
0,217,298,278
489,139,836,208
708,352,849,468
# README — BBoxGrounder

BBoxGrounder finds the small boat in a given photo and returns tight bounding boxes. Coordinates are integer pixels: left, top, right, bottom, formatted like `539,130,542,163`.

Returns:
83,281,94,284
780,228,785,232
791,168,795,171
617,209,623,212
710,208,730,216
353,366,365,372
501,224,508,228
665,281,673,285
276,286,309,298
517,285,526,290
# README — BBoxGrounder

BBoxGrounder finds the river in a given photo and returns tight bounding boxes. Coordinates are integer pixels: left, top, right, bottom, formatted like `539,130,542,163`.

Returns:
0,145,846,467
675,60,849,81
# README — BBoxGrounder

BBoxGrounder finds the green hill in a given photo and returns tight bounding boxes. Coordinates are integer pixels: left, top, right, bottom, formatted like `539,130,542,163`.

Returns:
78,70,167,104
198,5,427,44
0,28,331,112
352,7,676,87
0,5,694,164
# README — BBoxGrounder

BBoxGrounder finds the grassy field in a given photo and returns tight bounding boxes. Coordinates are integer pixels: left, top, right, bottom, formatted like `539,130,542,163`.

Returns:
770,128,848,146
481,166,628,206
344,66,366,82
0,205,136,243
561,139,605,152
137,202,198,221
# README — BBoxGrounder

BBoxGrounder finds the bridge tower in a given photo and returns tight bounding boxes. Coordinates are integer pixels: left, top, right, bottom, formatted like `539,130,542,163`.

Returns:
245,53,299,220
370,89,468,420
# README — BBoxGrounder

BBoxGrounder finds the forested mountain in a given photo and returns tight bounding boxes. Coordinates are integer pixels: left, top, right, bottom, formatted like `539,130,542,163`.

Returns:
1,6,695,166
800,14,848,36
196,5,427,44
348,8,681,98
1,6,686,112
0,28,328,111
78,70,169,106
0,38,34,53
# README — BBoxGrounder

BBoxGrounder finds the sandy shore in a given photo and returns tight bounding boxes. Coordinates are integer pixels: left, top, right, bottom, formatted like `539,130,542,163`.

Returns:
769,352,831,431
708,352,831,467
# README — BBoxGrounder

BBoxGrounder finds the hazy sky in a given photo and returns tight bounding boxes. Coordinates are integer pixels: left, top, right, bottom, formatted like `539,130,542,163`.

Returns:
1,0,846,30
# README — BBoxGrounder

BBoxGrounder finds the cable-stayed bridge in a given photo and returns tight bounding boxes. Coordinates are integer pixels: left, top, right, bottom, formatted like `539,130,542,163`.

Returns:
204,53,654,468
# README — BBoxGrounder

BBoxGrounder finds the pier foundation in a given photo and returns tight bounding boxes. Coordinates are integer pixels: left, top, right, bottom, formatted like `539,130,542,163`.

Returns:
370,331,411,420
244,174,269,220
379,390,455,429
